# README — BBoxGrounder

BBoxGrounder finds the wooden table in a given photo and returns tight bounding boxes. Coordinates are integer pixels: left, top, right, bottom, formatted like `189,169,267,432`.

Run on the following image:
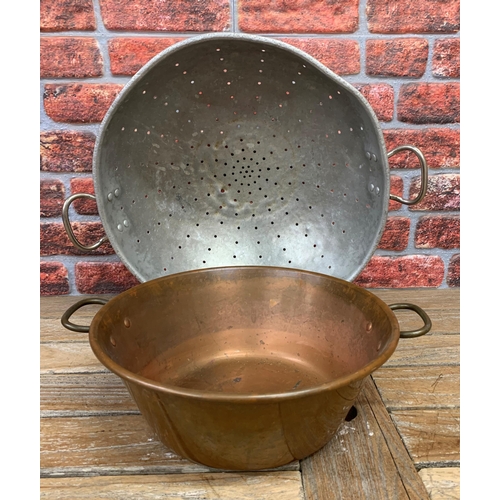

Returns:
40,289,459,499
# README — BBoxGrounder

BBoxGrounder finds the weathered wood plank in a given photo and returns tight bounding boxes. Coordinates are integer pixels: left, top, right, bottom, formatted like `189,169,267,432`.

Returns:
391,309,459,336
40,373,137,417
41,317,88,343
41,295,112,343
390,409,460,466
40,414,300,477
361,377,431,500
364,377,427,500
41,311,460,344
42,290,458,322
41,342,105,374
41,295,113,320
41,291,459,343
40,472,305,500
300,378,429,500
418,467,460,500
372,365,459,410
371,289,459,312
385,334,459,367
40,290,459,496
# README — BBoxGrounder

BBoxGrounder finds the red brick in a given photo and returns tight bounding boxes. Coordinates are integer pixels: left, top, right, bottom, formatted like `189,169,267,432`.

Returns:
70,178,97,215
432,39,460,78
354,84,394,122
279,38,360,75
415,215,459,249
446,254,460,287
100,0,230,31
239,0,359,33
388,176,403,211
366,38,428,78
367,0,460,34
108,38,183,76
41,179,65,217
378,217,410,251
40,37,103,78
76,262,140,294
409,173,460,211
40,0,96,32
40,261,69,296
43,84,123,123
354,255,444,288
40,131,95,173
41,222,114,256
383,129,460,169
397,83,460,124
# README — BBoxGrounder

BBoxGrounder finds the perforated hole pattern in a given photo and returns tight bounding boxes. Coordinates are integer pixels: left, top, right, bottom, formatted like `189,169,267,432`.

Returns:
97,36,387,282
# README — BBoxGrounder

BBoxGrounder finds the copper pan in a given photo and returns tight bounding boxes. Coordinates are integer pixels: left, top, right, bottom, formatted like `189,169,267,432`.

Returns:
61,266,431,471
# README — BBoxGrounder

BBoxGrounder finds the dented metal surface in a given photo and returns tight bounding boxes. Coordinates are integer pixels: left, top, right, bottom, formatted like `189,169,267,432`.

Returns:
61,266,431,470
62,33,428,282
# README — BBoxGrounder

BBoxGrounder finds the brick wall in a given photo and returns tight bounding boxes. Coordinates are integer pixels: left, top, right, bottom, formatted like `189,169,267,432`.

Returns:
40,0,460,295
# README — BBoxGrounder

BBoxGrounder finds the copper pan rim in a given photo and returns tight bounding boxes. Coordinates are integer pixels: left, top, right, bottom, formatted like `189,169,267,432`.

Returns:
88,266,401,403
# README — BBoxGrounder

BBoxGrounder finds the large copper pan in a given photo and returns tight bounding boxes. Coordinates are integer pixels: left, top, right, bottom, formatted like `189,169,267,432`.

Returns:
62,266,430,471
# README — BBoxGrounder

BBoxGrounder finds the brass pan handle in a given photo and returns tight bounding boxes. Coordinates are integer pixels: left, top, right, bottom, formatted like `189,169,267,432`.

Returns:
388,145,428,206
62,193,108,252
389,303,432,339
61,297,109,333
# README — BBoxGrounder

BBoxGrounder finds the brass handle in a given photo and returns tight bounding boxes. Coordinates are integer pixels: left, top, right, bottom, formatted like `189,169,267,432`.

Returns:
62,193,108,251
389,303,432,339
388,145,428,206
61,297,109,333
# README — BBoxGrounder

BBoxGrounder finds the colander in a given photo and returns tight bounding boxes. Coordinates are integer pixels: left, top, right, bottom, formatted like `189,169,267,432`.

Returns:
62,33,428,282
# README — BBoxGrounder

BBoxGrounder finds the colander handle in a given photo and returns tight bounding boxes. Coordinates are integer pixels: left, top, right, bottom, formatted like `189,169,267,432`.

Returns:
388,145,428,206
61,297,109,333
389,303,432,339
62,193,108,251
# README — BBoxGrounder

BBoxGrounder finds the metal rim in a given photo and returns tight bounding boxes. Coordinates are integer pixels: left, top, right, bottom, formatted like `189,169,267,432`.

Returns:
88,266,401,403
93,33,390,283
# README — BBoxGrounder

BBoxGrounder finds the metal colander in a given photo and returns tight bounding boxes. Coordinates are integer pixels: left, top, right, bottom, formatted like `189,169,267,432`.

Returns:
63,33,428,283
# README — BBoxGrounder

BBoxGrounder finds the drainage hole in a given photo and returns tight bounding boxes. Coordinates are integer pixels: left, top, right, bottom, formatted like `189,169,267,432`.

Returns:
344,406,358,421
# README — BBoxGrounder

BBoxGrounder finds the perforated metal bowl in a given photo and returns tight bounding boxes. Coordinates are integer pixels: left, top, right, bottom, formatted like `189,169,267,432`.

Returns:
63,33,428,282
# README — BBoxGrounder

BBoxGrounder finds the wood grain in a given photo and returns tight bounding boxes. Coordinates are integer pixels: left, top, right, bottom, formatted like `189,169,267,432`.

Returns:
40,289,460,499
41,295,112,343
418,467,460,499
41,317,88,343
40,295,114,319
385,334,459,367
371,289,459,312
300,378,429,499
40,472,305,500
40,414,300,477
390,409,460,466
41,290,459,342
361,378,431,500
372,365,459,410
40,342,105,374
390,309,459,336
40,373,137,416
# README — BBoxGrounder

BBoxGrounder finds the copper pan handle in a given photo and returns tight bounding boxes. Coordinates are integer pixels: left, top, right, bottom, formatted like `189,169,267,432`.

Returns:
388,145,428,206
61,298,109,333
62,193,108,251
389,303,432,339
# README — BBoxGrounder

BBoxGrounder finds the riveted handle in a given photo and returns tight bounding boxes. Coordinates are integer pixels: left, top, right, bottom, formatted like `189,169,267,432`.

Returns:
388,145,428,206
61,298,109,333
389,303,432,339
62,193,108,252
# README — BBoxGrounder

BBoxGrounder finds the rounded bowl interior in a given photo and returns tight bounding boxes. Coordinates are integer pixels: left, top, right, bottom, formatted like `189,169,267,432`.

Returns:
89,266,400,400
94,34,390,282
